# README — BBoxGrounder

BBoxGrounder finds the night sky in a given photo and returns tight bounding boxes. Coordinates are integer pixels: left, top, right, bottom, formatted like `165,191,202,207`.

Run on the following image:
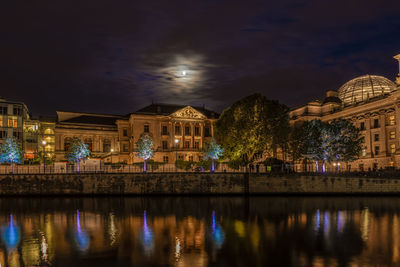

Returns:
1,0,400,116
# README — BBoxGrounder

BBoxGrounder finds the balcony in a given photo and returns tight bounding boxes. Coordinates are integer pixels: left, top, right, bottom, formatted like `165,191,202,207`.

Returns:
156,147,201,152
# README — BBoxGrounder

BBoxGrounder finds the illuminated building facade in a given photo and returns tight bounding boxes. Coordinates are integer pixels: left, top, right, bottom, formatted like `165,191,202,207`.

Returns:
290,54,400,171
54,104,217,164
23,117,56,160
0,97,29,145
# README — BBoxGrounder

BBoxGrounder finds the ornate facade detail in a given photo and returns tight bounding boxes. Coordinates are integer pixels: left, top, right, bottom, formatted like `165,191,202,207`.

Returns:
172,106,206,119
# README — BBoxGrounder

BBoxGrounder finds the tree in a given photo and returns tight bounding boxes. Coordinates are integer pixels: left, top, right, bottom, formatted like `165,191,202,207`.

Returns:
65,137,90,172
215,93,289,168
288,125,306,170
325,119,363,171
0,137,23,173
301,120,327,172
136,134,154,172
203,138,224,172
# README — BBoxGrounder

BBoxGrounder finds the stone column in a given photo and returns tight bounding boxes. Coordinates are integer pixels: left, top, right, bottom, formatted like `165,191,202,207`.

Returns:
191,122,194,148
379,114,387,156
365,118,372,158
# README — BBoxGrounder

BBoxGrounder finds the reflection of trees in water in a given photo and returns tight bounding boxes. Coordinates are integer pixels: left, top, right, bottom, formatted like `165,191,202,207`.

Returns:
0,197,400,266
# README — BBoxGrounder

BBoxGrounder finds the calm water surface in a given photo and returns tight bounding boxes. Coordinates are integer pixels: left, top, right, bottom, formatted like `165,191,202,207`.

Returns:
0,197,399,266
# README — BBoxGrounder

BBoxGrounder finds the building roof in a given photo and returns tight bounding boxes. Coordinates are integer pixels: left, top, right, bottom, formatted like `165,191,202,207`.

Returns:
60,115,123,126
322,96,342,104
338,75,397,106
135,103,219,118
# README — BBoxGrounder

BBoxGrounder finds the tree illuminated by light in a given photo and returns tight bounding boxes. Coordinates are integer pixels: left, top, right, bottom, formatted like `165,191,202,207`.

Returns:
65,137,90,172
203,138,224,172
0,137,23,173
136,134,154,172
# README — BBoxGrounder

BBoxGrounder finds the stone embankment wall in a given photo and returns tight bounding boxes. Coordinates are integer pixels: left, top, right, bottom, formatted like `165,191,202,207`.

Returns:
0,173,399,195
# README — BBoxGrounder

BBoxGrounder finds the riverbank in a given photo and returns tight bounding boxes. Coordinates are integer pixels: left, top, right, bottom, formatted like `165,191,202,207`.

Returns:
0,173,400,195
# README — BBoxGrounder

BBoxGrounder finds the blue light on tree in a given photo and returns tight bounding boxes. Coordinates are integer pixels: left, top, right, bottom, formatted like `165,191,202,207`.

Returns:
65,138,90,172
1,214,20,251
136,134,154,173
75,210,90,252
203,138,224,172
0,137,23,173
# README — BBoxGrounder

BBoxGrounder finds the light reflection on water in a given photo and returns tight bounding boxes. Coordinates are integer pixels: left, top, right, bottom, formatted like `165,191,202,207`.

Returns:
0,197,399,266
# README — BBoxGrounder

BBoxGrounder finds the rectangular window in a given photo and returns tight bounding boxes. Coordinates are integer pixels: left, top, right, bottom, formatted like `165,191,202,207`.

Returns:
184,141,190,148
360,122,365,130
0,117,2,127
175,125,181,135
13,107,21,116
0,106,7,115
123,144,128,152
189,156,193,162
390,131,396,139
162,141,168,149
144,125,149,133
195,126,200,136
194,141,199,149
204,127,210,137
178,155,184,160
374,133,379,142
13,131,21,139
373,119,379,128
374,146,380,155
163,156,168,163
391,144,396,154
389,115,396,126
185,126,190,135
0,131,6,138
123,129,128,137
162,125,168,135
8,117,17,128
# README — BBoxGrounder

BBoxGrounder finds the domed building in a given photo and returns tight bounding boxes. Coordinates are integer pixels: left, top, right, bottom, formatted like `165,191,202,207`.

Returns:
290,54,400,171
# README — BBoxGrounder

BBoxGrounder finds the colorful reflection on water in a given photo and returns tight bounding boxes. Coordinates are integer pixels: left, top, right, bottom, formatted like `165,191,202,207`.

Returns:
0,197,399,266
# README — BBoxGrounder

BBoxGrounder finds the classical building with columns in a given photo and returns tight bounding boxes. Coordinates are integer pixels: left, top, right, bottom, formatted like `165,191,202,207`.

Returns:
54,104,217,164
290,54,400,171
126,104,217,164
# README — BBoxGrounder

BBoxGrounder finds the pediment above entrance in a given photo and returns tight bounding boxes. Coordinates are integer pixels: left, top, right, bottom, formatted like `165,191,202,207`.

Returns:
171,106,206,119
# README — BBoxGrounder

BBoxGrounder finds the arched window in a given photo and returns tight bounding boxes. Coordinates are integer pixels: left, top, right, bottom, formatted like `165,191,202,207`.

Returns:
103,139,111,153
84,138,92,151
64,137,72,151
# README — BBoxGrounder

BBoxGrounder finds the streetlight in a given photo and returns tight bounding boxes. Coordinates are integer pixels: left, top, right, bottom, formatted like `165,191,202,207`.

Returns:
42,140,47,173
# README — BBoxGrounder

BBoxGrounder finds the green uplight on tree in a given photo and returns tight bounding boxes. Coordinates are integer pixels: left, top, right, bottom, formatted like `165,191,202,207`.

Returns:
0,137,23,173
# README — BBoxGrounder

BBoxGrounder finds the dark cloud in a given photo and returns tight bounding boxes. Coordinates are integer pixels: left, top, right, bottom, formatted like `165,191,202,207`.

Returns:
0,0,399,116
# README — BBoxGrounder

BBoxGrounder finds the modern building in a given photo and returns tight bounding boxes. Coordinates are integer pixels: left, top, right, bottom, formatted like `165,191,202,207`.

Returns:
290,54,400,171
24,117,56,161
0,97,29,145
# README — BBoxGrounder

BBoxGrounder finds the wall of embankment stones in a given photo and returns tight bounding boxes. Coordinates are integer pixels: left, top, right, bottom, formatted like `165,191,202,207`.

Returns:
0,173,399,195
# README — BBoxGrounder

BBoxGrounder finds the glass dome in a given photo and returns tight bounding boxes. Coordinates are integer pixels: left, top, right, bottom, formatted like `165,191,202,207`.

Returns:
338,75,397,106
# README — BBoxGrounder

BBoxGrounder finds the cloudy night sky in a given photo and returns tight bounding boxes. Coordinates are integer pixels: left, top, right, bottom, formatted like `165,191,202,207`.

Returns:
1,0,400,116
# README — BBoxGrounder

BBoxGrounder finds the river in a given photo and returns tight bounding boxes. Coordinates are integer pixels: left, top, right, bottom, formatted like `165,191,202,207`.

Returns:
0,197,398,266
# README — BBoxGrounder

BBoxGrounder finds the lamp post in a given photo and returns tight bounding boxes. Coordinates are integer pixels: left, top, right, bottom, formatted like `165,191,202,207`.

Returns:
42,140,47,173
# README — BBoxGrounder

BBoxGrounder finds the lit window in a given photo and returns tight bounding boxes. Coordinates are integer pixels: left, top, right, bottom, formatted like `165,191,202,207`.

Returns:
8,117,17,128
391,144,396,154
389,115,396,125
390,131,396,139
0,117,2,127
361,148,366,157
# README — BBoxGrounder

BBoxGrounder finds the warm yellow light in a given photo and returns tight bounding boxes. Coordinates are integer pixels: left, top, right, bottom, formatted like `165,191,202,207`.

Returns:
111,149,114,152
175,139,179,143
42,140,47,145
